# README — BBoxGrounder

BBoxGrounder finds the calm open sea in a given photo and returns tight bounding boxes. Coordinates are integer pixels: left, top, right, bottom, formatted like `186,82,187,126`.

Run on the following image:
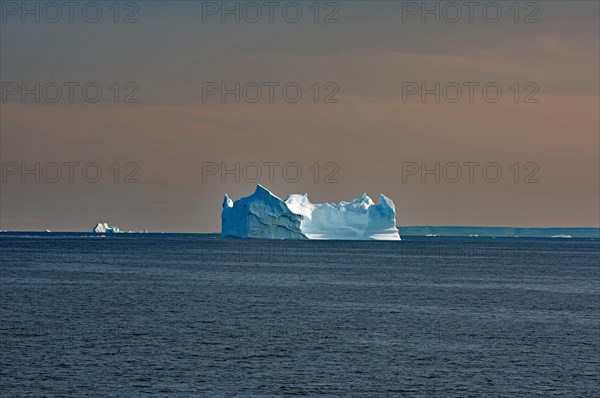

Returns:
1,234,599,397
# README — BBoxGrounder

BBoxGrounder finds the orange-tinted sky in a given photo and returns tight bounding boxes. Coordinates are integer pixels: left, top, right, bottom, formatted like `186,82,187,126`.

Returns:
1,1,599,232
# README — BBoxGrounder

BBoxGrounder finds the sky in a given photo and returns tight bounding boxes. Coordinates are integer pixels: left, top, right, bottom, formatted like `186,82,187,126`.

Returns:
1,1,599,232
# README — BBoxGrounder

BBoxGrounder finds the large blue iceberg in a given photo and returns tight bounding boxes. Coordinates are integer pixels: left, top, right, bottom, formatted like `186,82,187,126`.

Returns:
222,185,400,240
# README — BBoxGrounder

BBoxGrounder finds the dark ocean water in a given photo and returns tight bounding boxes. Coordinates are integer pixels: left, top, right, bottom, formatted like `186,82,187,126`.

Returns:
1,234,599,397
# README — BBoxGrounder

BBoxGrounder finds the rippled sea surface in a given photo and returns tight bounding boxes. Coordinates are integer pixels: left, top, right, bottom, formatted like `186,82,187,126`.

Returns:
1,234,599,397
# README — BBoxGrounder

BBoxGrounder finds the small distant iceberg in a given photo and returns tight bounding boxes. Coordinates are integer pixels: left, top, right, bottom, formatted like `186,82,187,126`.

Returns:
222,185,400,240
551,234,572,238
92,223,149,234
93,222,120,234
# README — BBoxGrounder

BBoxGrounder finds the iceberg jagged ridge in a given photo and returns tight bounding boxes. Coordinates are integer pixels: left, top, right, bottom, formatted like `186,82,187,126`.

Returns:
222,185,401,240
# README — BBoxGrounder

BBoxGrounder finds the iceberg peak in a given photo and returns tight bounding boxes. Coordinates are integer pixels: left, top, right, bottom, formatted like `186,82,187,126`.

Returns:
254,184,277,198
379,194,395,212
223,194,233,208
